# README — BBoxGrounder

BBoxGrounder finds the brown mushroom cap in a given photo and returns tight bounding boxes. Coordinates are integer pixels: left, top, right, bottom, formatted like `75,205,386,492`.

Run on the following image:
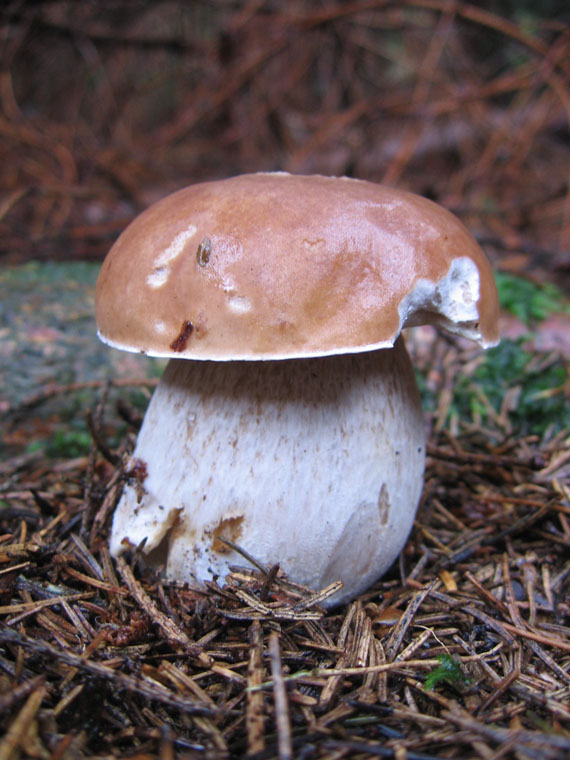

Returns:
95,172,499,359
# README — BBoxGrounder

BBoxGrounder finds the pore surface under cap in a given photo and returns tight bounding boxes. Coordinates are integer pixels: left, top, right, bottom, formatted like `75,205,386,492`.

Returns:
95,173,499,360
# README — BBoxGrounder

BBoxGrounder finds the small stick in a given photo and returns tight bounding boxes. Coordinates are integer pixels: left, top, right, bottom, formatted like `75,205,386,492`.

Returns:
386,580,436,661
476,667,520,714
215,536,269,574
269,631,292,760
116,555,208,661
86,407,119,465
0,628,216,716
293,580,344,611
246,620,266,755
2,591,95,620
259,563,280,602
6,377,157,414
0,675,44,715
465,571,510,617
0,682,46,760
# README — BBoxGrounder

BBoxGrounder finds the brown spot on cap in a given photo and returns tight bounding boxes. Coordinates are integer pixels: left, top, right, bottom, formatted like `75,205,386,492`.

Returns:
170,320,194,352
196,237,211,266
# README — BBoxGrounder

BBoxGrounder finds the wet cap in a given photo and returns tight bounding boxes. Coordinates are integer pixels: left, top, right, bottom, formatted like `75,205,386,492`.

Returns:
95,172,499,360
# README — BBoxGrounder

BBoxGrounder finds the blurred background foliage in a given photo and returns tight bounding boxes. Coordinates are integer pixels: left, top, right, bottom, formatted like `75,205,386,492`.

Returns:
1,0,568,286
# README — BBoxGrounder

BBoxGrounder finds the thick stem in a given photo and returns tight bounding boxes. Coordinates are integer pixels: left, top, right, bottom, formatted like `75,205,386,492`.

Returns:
110,338,425,605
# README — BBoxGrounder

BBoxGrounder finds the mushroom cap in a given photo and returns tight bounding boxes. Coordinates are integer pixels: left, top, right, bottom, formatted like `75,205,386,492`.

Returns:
95,172,499,360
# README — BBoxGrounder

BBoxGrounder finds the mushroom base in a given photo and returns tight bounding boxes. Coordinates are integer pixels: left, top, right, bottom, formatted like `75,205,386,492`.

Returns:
110,339,426,606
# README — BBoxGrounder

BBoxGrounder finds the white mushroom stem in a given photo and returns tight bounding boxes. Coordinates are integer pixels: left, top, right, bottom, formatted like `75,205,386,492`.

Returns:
110,338,426,606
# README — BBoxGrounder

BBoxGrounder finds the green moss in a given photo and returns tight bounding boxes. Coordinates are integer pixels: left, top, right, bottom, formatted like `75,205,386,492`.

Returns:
424,654,471,691
26,428,92,459
431,273,570,435
495,272,569,326
451,339,569,436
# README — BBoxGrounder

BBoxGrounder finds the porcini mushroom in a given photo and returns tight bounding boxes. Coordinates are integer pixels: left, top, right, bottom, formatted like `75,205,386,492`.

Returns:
96,172,499,606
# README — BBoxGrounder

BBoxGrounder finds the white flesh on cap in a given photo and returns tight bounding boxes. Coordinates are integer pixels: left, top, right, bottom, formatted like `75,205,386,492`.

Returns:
110,339,425,606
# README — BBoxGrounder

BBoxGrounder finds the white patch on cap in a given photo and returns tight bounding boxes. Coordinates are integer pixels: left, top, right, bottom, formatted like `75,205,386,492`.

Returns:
147,223,197,288
227,295,252,314
154,320,167,334
147,267,169,288
399,257,483,340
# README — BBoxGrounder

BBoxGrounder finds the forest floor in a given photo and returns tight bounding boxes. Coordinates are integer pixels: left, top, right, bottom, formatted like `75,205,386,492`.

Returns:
1,2,569,758
1,259,569,759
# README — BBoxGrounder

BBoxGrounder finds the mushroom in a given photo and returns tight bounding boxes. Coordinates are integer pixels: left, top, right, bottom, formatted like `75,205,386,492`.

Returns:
96,172,499,606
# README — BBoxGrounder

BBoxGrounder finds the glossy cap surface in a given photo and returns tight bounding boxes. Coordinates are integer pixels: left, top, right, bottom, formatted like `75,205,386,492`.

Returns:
96,172,499,359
